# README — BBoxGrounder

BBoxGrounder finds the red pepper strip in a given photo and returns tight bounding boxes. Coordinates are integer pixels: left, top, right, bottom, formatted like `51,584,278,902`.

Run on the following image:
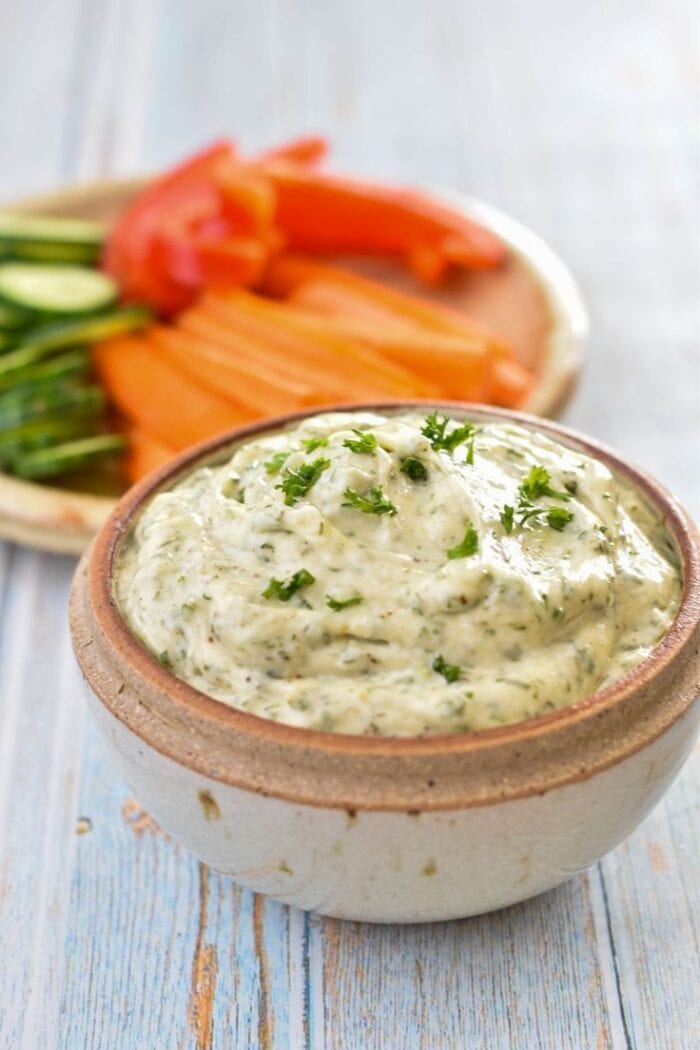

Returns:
255,135,328,166
212,159,277,234
262,162,506,272
103,140,237,304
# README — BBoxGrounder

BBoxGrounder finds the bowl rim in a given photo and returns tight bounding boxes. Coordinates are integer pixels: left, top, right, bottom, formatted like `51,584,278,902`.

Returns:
84,400,700,764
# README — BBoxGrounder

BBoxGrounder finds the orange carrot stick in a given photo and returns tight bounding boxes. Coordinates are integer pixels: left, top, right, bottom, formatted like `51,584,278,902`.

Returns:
148,326,316,414
213,289,482,398
124,428,176,483
196,294,440,399
263,256,507,346
261,164,506,274
93,335,254,450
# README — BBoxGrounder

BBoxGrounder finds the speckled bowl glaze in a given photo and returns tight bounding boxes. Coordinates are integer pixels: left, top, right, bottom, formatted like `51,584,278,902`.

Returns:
69,404,700,923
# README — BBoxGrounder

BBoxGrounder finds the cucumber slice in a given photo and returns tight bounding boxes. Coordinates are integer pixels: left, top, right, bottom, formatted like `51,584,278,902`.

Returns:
0,415,94,468
0,349,90,393
0,213,104,265
0,262,117,317
0,382,104,430
12,433,125,480
0,306,151,378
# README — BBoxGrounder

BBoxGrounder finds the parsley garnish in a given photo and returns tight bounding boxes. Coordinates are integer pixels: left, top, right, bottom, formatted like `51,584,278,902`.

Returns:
446,524,479,559
277,457,330,505
301,437,329,453
326,594,364,611
400,456,428,481
519,465,572,503
262,569,316,601
343,429,378,454
501,465,574,533
264,451,290,475
433,654,461,683
342,486,397,516
421,412,477,457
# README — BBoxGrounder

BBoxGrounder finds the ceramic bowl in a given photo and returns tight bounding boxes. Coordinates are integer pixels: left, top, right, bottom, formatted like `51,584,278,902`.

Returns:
69,403,700,923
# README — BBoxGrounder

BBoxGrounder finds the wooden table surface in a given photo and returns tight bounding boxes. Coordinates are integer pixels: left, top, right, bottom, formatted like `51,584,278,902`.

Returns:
0,2,697,1047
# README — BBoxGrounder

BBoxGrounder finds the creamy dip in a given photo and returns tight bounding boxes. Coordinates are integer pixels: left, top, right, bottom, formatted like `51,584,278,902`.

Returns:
116,410,681,736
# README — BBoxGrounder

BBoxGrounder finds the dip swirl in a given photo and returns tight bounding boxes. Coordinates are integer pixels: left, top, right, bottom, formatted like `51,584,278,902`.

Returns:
116,411,681,735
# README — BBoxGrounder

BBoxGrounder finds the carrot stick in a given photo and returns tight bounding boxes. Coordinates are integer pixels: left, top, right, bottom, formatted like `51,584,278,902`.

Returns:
263,256,506,346
148,326,316,415
93,335,254,450
260,164,506,274
487,357,535,408
195,294,440,399
124,428,176,483
213,289,483,398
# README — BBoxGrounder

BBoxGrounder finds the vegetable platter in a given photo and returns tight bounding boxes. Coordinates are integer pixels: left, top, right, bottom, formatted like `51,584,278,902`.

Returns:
0,137,587,554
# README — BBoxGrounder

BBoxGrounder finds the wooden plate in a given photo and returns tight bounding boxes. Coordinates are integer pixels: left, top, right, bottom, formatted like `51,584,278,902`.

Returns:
0,179,588,555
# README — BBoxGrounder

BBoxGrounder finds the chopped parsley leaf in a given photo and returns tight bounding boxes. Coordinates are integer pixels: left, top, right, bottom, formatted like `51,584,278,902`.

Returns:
446,524,479,559
301,437,329,453
264,450,290,475
545,506,575,531
277,457,330,505
343,429,378,454
501,464,575,533
342,486,397,516
263,569,316,601
519,465,572,503
421,412,477,455
326,594,364,611
400,455,429,481
432,654,461,683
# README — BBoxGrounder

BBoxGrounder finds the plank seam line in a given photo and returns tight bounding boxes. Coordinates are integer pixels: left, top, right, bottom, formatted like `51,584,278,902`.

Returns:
598,865,635,1050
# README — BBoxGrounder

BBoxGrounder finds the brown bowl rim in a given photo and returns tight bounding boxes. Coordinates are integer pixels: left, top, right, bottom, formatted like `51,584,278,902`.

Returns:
85,400,700,763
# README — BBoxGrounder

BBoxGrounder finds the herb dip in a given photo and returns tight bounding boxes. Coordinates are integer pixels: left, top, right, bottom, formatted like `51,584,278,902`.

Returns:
116,410,681,735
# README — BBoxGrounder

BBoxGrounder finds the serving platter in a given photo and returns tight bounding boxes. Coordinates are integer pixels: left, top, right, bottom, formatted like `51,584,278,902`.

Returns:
0,179,588,555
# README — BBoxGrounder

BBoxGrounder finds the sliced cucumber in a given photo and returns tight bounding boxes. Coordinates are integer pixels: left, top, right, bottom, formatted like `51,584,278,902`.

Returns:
0,415,94,468
0,349,90,393
0,262,117,317
0,213,104,265
12,433,125,480
0,306,151,378
0,382,104,430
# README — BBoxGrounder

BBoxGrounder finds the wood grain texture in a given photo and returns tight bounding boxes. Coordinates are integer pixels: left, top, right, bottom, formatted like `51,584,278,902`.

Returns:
0,0,697,1047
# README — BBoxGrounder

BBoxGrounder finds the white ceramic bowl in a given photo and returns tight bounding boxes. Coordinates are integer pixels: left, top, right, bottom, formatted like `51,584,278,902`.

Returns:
69,404,700,922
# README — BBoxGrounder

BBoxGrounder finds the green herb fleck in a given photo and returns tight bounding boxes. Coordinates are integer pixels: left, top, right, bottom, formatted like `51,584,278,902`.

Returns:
264,450,290,475
400,456,429,482
502,464,574,533
301,437,329,453
545,507,575,531
432,654,462,683
277,457,330,505
263,569,316,602
342,486,397,516
519,465,572,503
446,524,479,560
343,429,378,454
326,594,364,611
421,412,477,456
158,651,173,668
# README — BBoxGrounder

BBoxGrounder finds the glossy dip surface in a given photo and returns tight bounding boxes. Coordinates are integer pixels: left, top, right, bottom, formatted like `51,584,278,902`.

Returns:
115,410,681,735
